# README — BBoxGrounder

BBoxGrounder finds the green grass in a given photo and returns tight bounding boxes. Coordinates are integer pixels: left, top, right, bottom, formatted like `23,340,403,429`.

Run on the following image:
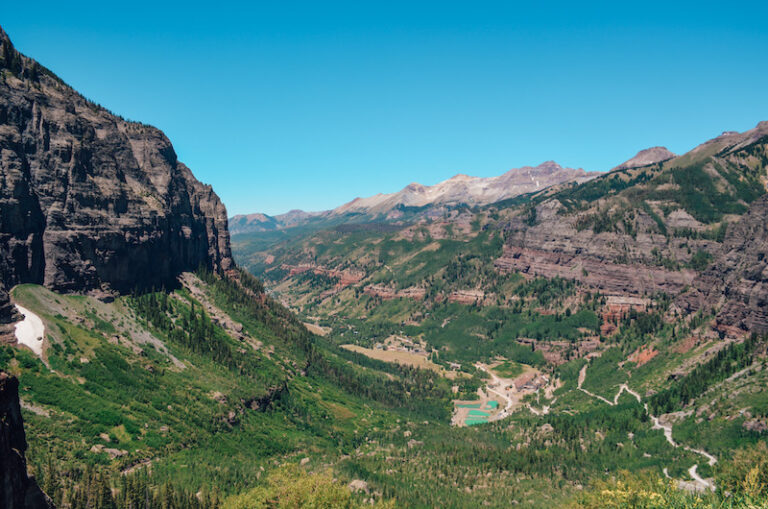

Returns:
493,361,525,378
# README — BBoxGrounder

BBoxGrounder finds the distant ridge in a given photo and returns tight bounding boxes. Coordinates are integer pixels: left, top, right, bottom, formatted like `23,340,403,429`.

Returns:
332,161,600,216
230,162,601,234
612,146,677,171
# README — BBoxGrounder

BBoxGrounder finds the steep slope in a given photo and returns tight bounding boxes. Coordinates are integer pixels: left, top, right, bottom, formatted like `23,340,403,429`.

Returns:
0,25,232,325
495,122,768,299
678,193,768,334
0,371,53,509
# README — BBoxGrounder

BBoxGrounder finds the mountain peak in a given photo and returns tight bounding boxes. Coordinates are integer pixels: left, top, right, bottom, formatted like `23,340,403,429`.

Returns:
612,146,676,171
536,161,563,171
404,182,427,192
0,25,19,71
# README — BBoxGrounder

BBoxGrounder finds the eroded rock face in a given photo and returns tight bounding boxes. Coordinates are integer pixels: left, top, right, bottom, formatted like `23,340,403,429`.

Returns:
0,372,54,508
679,194,768,334
0,26,233,321
494,200,699,296
0,286,19,344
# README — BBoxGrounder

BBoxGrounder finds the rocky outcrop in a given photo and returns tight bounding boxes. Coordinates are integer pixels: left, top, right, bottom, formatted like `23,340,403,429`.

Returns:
363,284,426,300
678,194,768,334
495,200,698,296
0,372,55,508
0,25,233,322
0,285,19,344
496,244,696,296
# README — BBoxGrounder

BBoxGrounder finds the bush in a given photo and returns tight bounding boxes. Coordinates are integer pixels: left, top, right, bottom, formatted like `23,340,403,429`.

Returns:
222,465,394,509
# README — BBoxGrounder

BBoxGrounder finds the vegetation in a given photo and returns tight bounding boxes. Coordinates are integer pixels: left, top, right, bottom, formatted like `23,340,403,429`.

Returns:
222,465,394,509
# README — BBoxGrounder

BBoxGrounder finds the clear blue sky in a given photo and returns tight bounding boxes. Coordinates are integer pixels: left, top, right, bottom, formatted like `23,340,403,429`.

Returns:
3,1,768,216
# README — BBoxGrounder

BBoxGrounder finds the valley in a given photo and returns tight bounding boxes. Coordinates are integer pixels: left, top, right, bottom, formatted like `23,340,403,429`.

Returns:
1,19,768,509
228,120,768,507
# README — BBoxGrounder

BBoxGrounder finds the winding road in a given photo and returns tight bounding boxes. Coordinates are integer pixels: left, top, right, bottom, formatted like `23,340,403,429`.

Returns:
577,362,716,492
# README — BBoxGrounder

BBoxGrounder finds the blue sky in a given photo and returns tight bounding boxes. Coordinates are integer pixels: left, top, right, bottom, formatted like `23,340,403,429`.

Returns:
3,1,768,216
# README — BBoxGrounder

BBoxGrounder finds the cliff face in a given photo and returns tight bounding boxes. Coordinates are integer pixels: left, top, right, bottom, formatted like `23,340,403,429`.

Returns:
0,26,233,321
678,194,768,334
496,123,768,300
494,199,701,296
0,372,54,508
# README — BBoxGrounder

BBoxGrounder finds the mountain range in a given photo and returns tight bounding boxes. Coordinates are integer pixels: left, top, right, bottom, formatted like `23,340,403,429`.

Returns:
2,22,768,509
229,161,602,234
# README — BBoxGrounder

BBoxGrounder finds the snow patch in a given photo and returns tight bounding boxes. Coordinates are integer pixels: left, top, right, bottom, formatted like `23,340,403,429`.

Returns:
14,305,45,356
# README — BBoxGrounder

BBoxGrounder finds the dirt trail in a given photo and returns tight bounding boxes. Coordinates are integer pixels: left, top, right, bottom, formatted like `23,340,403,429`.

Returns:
578,362,716,492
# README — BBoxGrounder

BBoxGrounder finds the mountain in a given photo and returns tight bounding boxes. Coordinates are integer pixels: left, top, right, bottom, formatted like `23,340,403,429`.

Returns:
612,146,676,171
236,122,768,302
229,119,768,507
332,161,600,215
229,162,600,235
679,192,768,335
495,121,768,298
229,210,322,235
4,22,768,509
0,371,54,509
0,25,232,330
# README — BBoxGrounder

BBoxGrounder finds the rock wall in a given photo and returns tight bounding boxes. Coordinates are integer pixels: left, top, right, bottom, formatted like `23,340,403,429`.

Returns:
0,372,54,508
678,194,768,334
494,200,698,296
0,26,233,321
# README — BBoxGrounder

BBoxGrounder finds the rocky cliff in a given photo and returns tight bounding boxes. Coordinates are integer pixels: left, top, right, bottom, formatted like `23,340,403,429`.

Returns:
0,372,54,508
496,123,768,299
0,25,233,322
494,198,702,296
678,194,768,334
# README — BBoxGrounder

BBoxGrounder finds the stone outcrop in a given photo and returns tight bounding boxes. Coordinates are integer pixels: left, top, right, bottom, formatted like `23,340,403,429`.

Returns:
678,194,768,334
0,372,54,508
0,286,19,342
363,284,426,300
0,25,233,323
494,199,698,296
